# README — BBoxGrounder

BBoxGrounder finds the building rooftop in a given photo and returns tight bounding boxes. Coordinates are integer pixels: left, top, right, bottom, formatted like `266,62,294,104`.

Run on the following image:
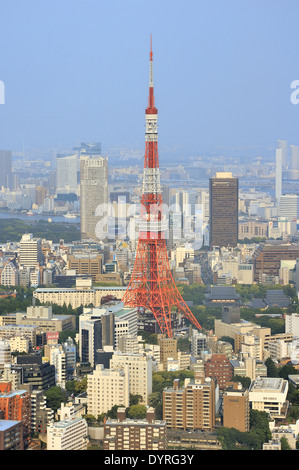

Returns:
205,286,241,302
0,420,21,431
264,290,290,308
249,377,286,392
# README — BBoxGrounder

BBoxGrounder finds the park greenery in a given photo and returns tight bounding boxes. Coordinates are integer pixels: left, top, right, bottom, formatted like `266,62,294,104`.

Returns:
0,218,80,243
176,282,297,334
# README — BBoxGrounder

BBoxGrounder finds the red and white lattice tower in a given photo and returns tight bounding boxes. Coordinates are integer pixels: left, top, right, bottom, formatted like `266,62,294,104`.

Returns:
122,38,202,338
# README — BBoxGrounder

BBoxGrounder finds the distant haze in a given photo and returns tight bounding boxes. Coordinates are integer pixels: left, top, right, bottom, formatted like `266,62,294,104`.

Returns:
0,0,298,158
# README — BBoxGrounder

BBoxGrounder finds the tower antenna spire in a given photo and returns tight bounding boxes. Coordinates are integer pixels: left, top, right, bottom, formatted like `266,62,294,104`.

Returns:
148,34,154,106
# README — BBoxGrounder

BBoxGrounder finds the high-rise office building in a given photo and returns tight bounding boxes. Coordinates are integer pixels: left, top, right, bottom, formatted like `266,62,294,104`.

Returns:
56,153,78,194
79,309,115,368
0,150,12,188
67,251,104,282
209,172,238,249
79,143,108,241
19,234,43,268
279,194,299,220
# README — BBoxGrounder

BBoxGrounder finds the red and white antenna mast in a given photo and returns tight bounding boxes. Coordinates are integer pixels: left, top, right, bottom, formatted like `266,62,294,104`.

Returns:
122,37,201,337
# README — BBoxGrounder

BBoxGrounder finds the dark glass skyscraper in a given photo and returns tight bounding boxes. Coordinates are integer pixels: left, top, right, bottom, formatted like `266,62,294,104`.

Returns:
209,172,238,249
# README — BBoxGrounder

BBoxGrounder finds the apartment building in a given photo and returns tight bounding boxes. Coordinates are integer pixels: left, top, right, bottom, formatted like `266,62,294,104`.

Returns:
163,378,216,431
157,335,178,370
87,364,129,417
110,352,153,404
30,390,54,436
0,261,19,286
0,420,24,450
204,354,233,390
47,416,89,450
103,407,167,451
0,384,31,447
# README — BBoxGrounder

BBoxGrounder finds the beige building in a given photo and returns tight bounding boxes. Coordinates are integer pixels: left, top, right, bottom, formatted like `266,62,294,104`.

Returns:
158,335,178,370
80,153,108,241
239,220,268,240
110,352,152,404
19,233,43,268
67,251,104,282
1,306,76,333
33,278,126,309
87,364,129,417
47,416,89,450
0,324,37,351
215,318,271,355
163,378,216,431
238,332,263,361
248,377,289,419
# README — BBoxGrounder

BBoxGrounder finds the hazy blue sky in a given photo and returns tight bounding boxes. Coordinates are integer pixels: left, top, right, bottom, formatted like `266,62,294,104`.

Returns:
0,0,299,158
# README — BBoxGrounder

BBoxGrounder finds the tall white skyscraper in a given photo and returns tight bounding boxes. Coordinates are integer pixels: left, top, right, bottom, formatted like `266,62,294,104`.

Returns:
56,153,78,194
79,142,108,241
19,233,43,268
277,139,288,167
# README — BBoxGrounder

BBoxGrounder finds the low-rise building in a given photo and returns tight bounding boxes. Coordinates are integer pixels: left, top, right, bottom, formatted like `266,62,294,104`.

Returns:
47,416,89,450
248,377,289,419
103,407,167,451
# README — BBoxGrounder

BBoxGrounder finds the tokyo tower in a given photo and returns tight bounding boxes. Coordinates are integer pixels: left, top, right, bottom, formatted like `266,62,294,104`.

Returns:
122,37,202,338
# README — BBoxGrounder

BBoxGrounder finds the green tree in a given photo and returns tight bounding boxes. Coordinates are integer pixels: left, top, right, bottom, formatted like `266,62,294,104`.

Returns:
280,436,291,450
106,405,125,419
127,405,147,419
129,394,143,406
45,386,68,412
265,357,278,377
83,414,97,425
250,409,272,443
278,363,298,380
231,375,251,389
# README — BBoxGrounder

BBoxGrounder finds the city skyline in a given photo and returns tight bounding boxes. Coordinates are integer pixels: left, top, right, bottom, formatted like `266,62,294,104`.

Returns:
0,1,299,158
1,1,299,453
